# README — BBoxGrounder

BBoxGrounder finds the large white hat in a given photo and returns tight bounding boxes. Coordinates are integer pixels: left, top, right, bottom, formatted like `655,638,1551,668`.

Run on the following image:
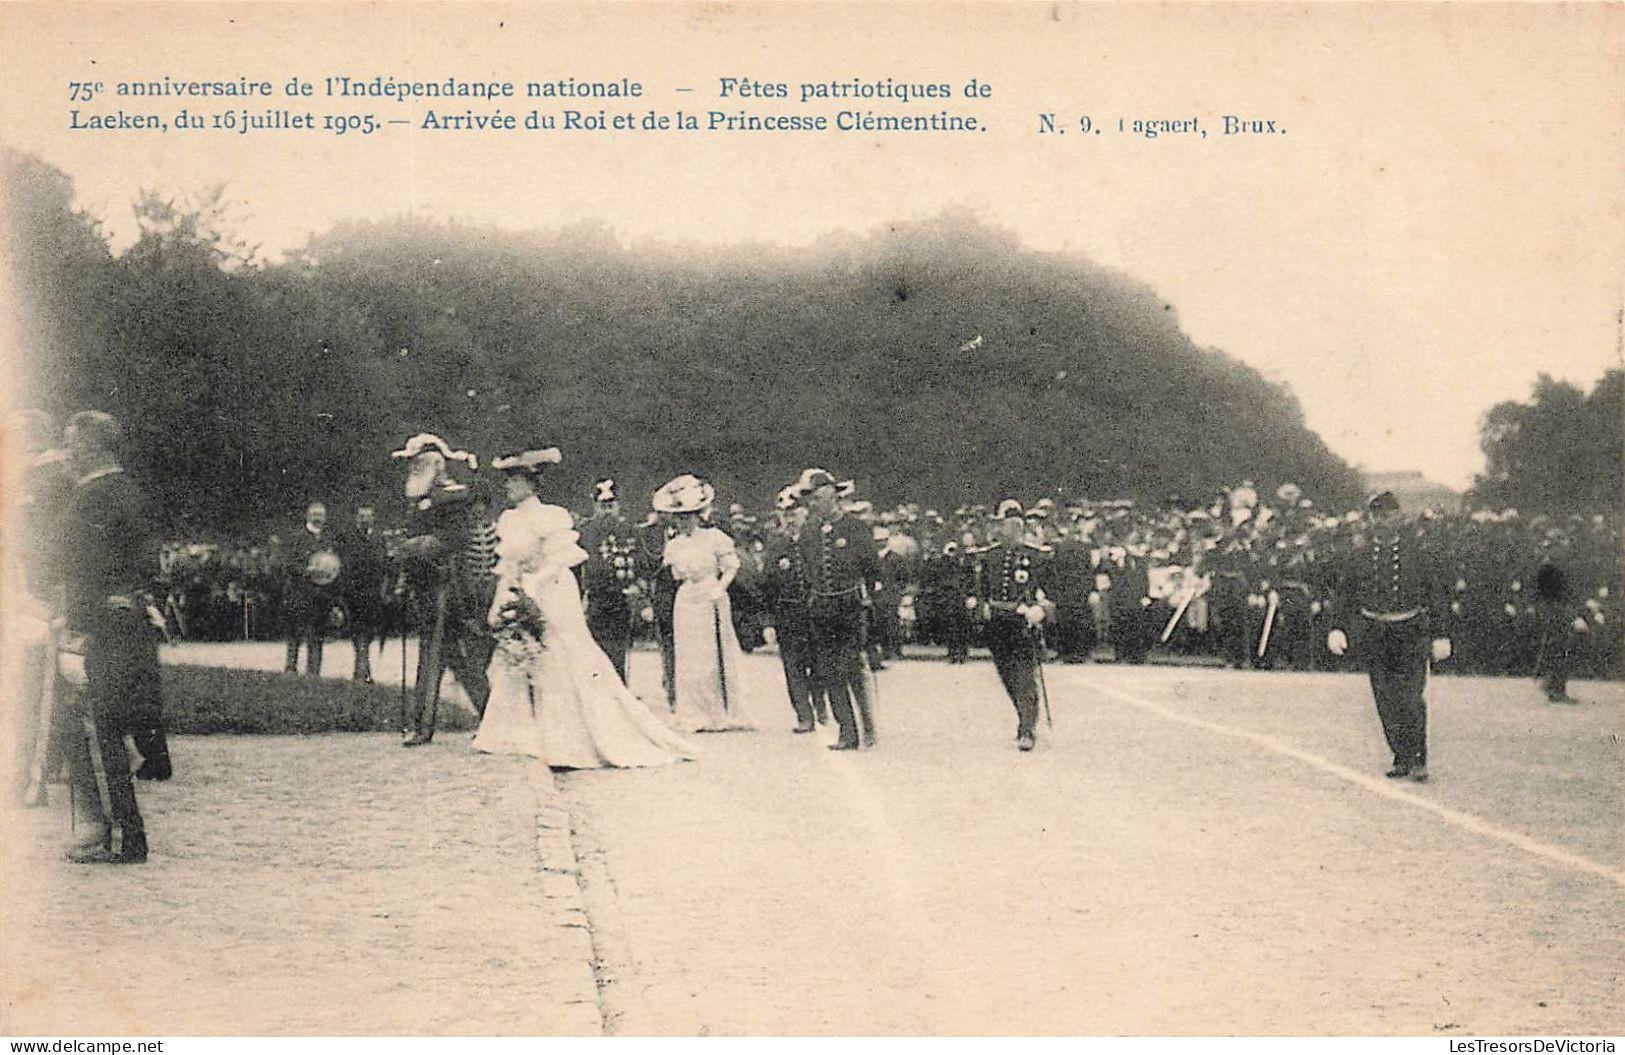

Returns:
491,447,563,472
797,467,856,497
392,432,479,469
652,474,715,514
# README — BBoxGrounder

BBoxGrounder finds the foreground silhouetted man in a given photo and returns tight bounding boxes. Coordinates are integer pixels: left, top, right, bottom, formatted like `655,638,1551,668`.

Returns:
59,411,162,863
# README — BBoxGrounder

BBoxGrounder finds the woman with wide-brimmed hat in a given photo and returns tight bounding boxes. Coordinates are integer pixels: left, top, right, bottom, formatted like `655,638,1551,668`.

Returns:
654,474,759,732
474,447,696,768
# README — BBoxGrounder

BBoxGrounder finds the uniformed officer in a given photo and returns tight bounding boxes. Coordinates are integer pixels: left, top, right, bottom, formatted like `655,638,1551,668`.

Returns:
1108,544,1153,664
1050,522,1099,663
635,509,681,711
761,482,822,732
1203,532,1255,669
795,468,880,750
392,433,497,747
58,411,160,863
578,478,640,683
1533,542,1585,703
1326,491,1452,781
968,500,1055,752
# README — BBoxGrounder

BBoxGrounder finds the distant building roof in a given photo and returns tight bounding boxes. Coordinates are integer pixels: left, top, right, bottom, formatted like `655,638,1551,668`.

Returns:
1364,470,1462,514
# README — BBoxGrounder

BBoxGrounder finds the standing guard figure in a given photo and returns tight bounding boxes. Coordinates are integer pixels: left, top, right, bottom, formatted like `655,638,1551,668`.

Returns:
579,478,640,683
762,481,822,732
1326,491,1452,782
392,433,497,747
795,469,880,750
968,500,1055,752
57,412,162,862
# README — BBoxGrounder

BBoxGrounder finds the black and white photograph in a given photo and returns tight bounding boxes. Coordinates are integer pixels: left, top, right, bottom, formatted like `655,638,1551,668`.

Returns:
1,1,1621,1040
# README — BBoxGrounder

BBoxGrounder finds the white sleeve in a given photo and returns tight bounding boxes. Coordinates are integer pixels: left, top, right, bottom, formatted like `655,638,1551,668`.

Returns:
714,532,741,577
535,505,588,579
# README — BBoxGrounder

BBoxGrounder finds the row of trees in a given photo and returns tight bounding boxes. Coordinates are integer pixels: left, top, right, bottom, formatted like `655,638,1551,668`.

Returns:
13,146,1603,538
1468,371,1623,514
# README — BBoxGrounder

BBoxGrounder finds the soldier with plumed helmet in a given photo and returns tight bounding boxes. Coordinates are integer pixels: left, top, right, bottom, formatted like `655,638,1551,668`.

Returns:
392,432,498,747
794,468,880,750
578,477,640,684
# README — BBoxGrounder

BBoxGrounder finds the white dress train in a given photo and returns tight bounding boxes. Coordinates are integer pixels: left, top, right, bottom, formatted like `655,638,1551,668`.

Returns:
664,526,760,732
473,496,696,769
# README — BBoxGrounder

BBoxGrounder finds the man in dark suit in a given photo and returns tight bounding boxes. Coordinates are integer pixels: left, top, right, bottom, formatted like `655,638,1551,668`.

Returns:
796,469,880,750
1327,491,1452,782
579,478,639,683
58,411,161,863
968,500,1055,752
339,503,390,683
282,500,339,677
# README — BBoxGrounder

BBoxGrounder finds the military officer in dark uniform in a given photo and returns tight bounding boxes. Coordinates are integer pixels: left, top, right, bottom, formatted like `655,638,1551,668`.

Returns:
12,413,73,806
1204,533,1254,669
1050,524,1100,663
392,433,498,746
58,412,161,862
796,469,880,750
578,478,640,683
634,509,680,710
968,500,1055,752
1327,491,1452,782
918,536,973,662
339,503,390,683
1108,545,1154,664
761,482,822,732
1533,544,1583,703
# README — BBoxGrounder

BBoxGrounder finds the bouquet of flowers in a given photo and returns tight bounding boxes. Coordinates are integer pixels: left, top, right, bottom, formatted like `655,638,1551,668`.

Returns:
493,587,547,664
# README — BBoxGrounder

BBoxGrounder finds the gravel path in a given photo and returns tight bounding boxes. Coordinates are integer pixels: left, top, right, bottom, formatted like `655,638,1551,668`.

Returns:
560,655,1623,1036
2,734,600,1036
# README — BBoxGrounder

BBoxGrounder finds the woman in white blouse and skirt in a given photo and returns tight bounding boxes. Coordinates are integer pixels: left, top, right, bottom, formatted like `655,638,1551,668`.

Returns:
474,449,696,769
654,474,759,732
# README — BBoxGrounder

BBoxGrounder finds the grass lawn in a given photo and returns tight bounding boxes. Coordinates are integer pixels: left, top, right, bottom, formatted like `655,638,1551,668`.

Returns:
160,664,478,735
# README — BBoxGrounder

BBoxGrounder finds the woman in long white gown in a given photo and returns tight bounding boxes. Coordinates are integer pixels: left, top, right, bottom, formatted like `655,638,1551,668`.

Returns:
473,449,696,769
654,475,760,733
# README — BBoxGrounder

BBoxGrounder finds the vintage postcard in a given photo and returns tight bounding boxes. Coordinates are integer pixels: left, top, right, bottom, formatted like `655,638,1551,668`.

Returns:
1,1,1621,1040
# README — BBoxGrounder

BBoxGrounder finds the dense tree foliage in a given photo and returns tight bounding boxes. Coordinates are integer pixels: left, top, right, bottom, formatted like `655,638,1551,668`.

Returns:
1468,371,1623,514
5,148,1366,536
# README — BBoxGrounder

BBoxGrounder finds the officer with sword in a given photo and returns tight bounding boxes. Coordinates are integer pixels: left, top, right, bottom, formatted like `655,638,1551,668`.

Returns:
579,478,640,684
56,412,162,864
968,500,1056,752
